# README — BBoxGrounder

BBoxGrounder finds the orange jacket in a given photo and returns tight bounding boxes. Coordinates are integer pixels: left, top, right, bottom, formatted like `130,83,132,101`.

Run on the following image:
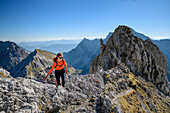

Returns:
48,59,67,74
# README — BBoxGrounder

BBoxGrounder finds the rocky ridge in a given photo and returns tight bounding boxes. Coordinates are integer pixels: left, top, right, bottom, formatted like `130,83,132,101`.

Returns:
0,63,170,112
11,49,82,78
89,25,170,96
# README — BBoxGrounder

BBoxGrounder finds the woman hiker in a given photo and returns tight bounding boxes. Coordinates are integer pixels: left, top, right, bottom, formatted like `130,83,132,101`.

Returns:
43,53,68,87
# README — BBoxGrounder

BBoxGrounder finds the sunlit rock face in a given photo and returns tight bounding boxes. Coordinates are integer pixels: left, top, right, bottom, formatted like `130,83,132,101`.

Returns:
89,25,169,96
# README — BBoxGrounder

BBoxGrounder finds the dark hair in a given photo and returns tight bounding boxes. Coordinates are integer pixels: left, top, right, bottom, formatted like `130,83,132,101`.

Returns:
53,53,63,61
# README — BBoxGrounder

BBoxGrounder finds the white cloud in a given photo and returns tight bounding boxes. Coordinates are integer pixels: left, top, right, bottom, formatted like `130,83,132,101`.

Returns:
149,36,170,40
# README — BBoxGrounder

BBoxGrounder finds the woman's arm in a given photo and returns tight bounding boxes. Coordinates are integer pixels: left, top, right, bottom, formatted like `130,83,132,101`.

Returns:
43,62,56,81
64,60,68,74
48,61,56,74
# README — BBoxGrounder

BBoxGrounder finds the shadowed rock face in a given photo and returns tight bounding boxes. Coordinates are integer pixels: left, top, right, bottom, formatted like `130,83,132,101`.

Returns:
63,32,112,75
0,41,30,71
63,38,101,75
89,25,169,96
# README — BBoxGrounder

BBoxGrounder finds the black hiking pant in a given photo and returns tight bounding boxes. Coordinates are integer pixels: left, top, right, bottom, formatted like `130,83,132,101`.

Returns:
55,69,65,87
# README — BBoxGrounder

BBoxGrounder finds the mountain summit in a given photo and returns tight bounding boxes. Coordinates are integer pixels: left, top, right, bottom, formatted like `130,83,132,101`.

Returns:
63,38,101,75
90,25,170,96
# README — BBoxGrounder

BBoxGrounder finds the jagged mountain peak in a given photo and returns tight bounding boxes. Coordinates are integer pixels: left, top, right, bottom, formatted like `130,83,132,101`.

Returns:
114,25,133,34
63,33,111,75
82,37,88,41
0,41,30,71
0,40,16,44
80,38,95,44
112,25,150,41
90,25,170,96
63,38,101,75
33,49,56,60
104,25,135,45
0,41,21,50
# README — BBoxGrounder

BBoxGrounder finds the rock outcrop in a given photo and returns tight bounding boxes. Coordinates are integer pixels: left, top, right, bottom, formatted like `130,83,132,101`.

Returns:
131,28,170,82
89,25,170,96
0,41,30,71
0,64,169,112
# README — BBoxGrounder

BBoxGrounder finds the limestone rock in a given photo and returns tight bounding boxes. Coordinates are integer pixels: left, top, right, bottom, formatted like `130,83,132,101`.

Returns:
0,65,169,112
89,25,170,96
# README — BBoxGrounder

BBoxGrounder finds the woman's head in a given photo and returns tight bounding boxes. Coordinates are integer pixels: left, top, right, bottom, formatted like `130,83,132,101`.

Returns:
57,53,63,58
53,53,63,61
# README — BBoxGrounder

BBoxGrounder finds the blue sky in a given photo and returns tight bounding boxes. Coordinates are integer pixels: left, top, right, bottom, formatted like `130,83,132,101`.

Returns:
0,0,170,42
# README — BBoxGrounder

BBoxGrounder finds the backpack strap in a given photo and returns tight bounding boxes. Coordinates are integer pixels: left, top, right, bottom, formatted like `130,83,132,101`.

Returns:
55,59,64,68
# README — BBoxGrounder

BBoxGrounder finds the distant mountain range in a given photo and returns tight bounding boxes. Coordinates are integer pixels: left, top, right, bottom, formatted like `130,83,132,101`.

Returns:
17,39,82,54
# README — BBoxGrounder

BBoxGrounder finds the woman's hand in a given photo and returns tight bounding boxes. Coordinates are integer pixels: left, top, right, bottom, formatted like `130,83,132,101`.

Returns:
66,69,68,74
43,73,49,81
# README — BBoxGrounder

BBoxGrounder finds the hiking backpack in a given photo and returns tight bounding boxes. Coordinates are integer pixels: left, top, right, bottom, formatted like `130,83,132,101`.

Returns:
54,59,65,68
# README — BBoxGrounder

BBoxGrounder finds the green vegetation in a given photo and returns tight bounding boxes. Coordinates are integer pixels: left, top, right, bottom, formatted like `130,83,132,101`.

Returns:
0,72,6,78
118,72,170,113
